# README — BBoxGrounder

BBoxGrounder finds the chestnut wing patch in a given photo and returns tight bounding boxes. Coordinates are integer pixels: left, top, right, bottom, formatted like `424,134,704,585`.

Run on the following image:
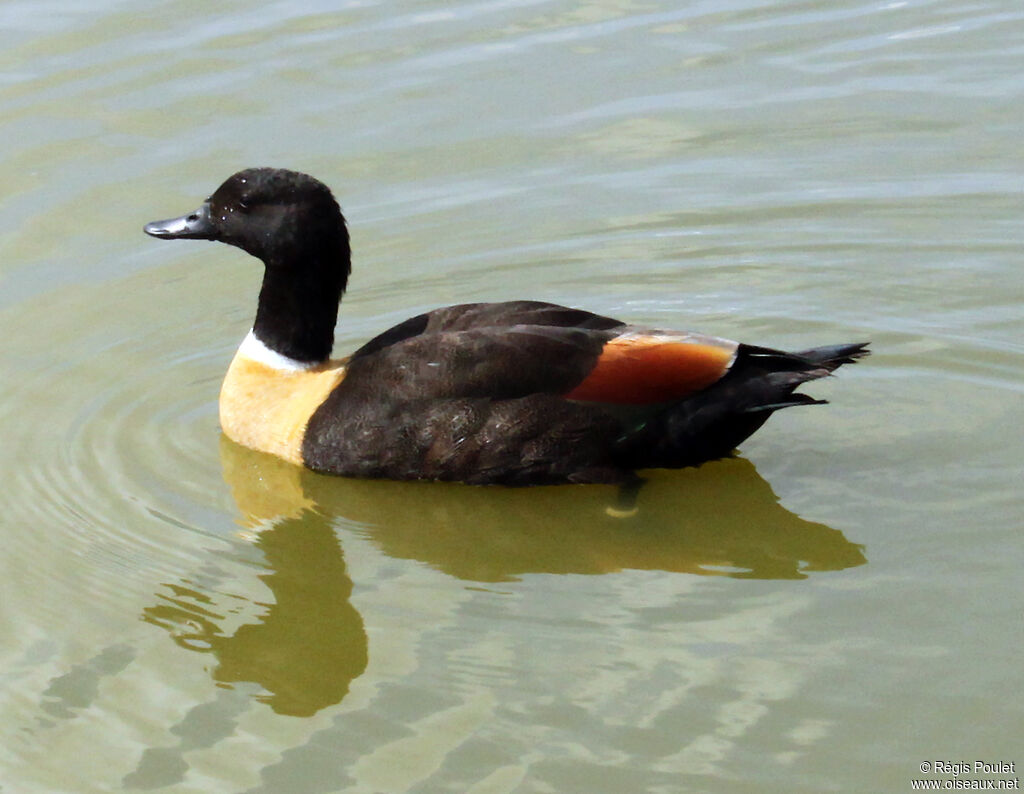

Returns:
564,333,738,405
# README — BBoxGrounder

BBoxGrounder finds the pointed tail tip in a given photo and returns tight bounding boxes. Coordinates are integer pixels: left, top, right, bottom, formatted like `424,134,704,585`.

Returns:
846,341,871,358
798,342,871,368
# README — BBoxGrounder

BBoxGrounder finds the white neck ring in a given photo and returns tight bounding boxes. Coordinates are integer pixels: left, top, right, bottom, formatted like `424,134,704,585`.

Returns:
236,329,319,371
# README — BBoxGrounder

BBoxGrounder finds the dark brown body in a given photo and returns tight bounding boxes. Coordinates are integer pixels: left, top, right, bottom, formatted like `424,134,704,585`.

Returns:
302,301,867,484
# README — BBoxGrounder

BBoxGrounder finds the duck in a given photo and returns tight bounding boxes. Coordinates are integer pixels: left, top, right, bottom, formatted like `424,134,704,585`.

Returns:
144,167,868,486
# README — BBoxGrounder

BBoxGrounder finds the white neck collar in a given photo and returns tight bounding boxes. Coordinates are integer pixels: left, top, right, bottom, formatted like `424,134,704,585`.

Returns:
237,329,320,371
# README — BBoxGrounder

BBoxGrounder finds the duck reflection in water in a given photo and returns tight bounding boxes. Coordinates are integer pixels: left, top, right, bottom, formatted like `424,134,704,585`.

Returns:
142,482,368,719
142,438,866,719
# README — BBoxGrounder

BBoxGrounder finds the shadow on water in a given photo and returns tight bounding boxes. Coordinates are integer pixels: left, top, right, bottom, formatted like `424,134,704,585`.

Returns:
141,438,866,721
224,439,867,583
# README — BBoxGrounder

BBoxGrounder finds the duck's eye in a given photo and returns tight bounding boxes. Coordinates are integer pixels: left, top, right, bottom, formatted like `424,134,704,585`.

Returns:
237,200,250,213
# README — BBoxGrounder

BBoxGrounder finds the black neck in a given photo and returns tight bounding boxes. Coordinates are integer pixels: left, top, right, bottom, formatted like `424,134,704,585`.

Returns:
252,245,350,364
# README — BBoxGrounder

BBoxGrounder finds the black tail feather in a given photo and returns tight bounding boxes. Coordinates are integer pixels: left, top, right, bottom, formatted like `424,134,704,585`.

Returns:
795,342,870,369
615,340,869,469
745,394,828,413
